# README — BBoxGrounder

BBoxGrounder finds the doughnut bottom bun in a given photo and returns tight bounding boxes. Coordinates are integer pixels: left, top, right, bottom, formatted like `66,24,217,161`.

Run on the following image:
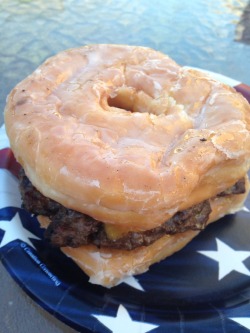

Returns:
39,181,248,287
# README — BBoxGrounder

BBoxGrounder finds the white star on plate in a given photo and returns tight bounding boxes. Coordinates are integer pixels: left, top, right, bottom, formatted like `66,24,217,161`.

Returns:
93,304,158,333
240,206,250,213
120,276,145,291
0,212,40,248
198,238,250,280
229,317,250,330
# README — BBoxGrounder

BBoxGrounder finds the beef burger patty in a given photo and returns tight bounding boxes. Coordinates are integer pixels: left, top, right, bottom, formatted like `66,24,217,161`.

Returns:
19,169,245,250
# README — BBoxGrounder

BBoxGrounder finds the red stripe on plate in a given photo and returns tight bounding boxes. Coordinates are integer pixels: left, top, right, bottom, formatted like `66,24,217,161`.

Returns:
0,148,21,178
234,83,250,103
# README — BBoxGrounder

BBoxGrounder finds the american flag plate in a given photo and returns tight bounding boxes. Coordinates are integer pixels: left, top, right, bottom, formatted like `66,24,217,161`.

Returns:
1,71,250,333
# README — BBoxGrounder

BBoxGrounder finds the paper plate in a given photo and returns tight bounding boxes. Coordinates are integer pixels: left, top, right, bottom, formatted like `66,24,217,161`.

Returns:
1,71,250,333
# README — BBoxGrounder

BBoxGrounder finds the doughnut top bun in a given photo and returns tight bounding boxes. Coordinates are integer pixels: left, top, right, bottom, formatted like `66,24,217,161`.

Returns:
4,44,250,233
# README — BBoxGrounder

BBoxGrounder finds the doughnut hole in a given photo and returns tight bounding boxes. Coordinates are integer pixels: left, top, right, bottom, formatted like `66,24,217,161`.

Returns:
108,86,171,115
108,86,135,112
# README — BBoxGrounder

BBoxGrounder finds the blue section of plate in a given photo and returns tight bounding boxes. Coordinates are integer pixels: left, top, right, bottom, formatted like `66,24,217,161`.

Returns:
1,162,250,332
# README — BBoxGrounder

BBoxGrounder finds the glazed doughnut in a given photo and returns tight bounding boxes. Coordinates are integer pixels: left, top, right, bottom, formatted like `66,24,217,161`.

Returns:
5,45,250,230
4,44,250,286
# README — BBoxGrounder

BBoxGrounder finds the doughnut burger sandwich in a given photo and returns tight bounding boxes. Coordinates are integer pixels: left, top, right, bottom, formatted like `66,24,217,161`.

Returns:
4,44,250,287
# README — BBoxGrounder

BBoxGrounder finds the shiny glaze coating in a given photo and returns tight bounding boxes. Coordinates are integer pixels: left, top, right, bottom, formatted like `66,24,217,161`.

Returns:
5,45,250,232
